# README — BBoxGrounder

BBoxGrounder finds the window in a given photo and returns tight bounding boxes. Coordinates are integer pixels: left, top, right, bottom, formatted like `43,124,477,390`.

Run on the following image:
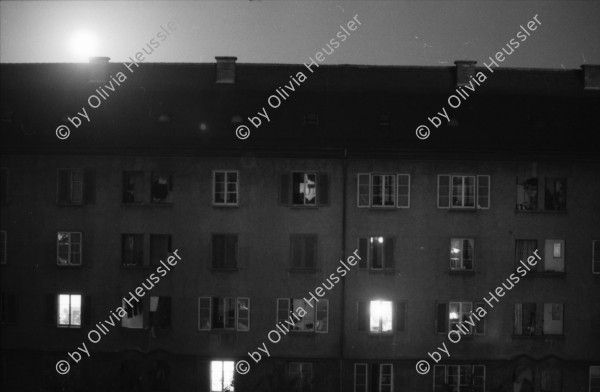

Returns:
289,362,313,392
593,241,600,274
57,232,82,266
516,239,538,272
121,298,144,329
122,234,144,267
58,294,82,327
303,112,319,126
353,363,393,392
357,173,410,208
210,360,235,392
57,169,95,204
544,240,565,272
544,177,566,210
151,171,173,203
357,237,394,270
0,231,5,265
213,171,238,206
123,171,144,203
198,297,249,331
540,369,562,392
150,234,172,266
0,293,16,323
290,235,317,269
516,176,538,210
434,365,485,392
450,238,474,271
280,172,329,206
357,300,405,333
277,298,328,332
438,174,490,209
212,234,238,269
590,366,600,392
149,296,171,329
514,303,563,335
436,302,485,335
0,167,7,203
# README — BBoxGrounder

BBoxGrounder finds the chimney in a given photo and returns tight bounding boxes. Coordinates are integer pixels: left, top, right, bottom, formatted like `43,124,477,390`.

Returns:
215,56,237,84
88,56,110,83
582,65,600,90
455,60,477,87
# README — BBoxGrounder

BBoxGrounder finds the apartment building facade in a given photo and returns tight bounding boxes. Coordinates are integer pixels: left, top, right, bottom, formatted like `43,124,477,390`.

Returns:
1,59,599,392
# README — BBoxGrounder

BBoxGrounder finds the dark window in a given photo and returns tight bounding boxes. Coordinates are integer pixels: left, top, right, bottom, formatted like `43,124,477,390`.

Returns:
289,362,313,392
212,234,237,269
213,171,238,205
151,172,173,203
149,297,171,329
123,171,145,203
438,174,489,209
122,234,144,267
516,177,538,210
0,231,6,265
212,297,236,330
593,240,600,274
0,167,7,204
198,297,249,331
150,235,172,266
515,239,538,272
434,365,485,392
58,169,95,204
0,293,17,323
303,113,319,126
57,232,82,266
148,360,170,391
290,235,317,269
357,237,394,270
544,177,566,210
514,303,537,335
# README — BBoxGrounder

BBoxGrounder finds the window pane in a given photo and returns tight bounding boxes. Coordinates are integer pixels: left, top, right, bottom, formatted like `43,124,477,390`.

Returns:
370,300,392,333
293,298,314,331
211,361,223,391
58,295,70,325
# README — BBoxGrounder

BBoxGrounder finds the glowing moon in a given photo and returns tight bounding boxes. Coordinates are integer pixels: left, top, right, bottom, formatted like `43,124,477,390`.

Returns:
69,30,98,61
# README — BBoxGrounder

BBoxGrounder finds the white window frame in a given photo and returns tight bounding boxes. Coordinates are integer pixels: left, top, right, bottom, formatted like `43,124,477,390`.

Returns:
57,168,83,204
438,174,490,210
0,231,6,265
451,175,476,208
357,173,410,208
379,363,393,392
57,294,82,328
354,363,368,392
450,238,474,271
212,170,239,206
276,298,328,333
197,297,249,332
210,360,235,392
57,231,82,266
396,174,410,208
592,240,600,274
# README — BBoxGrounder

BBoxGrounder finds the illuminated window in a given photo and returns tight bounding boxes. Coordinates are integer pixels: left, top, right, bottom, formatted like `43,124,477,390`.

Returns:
280,172,329,206
293,172,316,205
211,360,235,392
213,171,238,206
449,302,473,334
450,238,474,271
436,302,485,335
357,237,394,270
369,300,393,333
57,231,82,266
58,294,81,327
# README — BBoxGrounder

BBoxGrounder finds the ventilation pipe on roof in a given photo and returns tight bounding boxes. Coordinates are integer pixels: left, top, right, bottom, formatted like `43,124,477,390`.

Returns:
88,56,110,83
215,56,237,84
454,60,477,88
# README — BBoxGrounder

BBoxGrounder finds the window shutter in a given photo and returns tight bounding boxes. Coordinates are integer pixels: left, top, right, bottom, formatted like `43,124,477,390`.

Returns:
83,170,96,204
198,297,211,330
46,294,56,325
514,303,522,335
277,299,290,323
437,175,450,208
225,235,238,268
358,238,368,269
384,237,394,269
57,170,70,203
82,295,93,326
436,302,447,334
305,235,317,269
212,235,224,268
475,302,485,335
357,174,370,207
395,302,406,332
357,301,368,331
316,300,328,333
280,174,290,205
477,175,490,209
290,236,302,269
318,173,329,205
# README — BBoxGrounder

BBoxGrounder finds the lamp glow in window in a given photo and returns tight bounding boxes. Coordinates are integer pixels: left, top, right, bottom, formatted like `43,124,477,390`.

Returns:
370,300,392,333
58,294,81,327
211,360,235,392
299,174,316,203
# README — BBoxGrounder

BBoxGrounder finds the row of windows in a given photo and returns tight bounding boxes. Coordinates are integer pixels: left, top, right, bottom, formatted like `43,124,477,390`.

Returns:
0,294,569,338
3,231,599,274
0,167,570,211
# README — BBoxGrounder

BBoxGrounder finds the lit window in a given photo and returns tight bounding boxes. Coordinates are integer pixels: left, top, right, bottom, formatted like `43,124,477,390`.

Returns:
449,302,473,334
436,302,485,335
213,171,238,206
450,238,474,271
58,294,81,327
280,172,329,206
211,360,235,392
370,300,393,333
57,232,82,266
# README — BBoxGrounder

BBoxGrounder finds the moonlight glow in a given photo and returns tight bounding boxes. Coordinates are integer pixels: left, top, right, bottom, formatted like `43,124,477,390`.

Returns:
69,30,98,62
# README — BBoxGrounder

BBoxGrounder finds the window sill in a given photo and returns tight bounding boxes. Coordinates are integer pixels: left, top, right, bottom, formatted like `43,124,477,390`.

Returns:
359,268,396,274
368,206,398,210
448,270,476,276
516,271,566,278
56,202,85,206
209,267,239,272
212,204,239,208
57,264,83,268
121,202,173,207
448,207,478,213
289,204,319,209
288,268,320,273
121,265,153,270
512,334,565,340
513,209,567,214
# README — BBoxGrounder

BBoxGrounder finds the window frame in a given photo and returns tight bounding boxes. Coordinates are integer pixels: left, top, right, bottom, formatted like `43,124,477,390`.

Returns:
543,239,565,273
357,237,394,271
289,234,318,270
354,363,368,392
211,234,238,269
291,172,318,206
210,360,235,392
57,168,83,204
148,296,171,329
276,298,328,333
197,297,250,332
449,238,475,271
379,363,393,392
122,170,145,204
433,364,486,392
437,174,490,210
121,233,144,267
357,173,410,208
57,294,82,328
212,170,239,206
57,231,82,266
